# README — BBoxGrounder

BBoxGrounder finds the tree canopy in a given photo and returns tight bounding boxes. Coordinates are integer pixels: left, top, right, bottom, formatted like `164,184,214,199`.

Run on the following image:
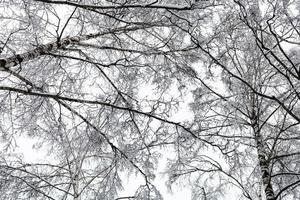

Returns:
0,0,299,199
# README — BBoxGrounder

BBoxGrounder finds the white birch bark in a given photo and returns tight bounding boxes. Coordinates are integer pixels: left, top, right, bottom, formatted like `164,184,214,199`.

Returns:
250,111,276,200
0,26,145,70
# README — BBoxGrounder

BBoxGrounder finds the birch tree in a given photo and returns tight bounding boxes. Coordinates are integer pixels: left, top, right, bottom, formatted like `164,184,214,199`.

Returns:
0,0,219,199
172,0,300,199
1,0,299,200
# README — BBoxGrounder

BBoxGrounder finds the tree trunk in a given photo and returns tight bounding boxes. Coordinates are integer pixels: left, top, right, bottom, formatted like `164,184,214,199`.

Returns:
0,25,146,70
251,117,276,200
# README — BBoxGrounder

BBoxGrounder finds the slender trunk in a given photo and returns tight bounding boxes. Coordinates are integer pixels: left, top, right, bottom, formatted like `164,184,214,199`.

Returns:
0,33,97,70
73,175,80,200
251,117,275,200
73,162,81,200
0,25,147,70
